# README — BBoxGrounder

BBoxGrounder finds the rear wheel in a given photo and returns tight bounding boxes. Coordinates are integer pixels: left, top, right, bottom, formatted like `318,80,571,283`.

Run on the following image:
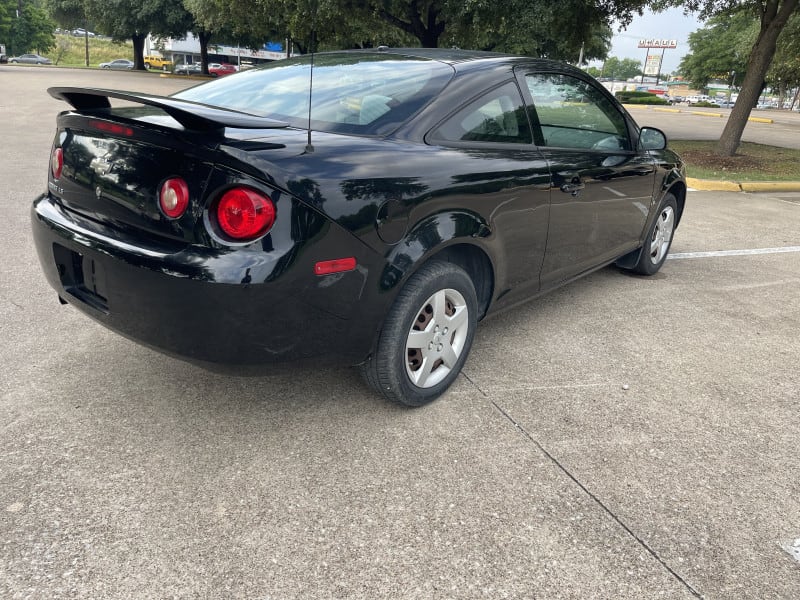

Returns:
631,194,678,275
361,261,478,407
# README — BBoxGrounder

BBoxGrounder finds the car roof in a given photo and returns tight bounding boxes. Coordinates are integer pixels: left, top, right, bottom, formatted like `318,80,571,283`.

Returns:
360,47,514,63
326,47,587,77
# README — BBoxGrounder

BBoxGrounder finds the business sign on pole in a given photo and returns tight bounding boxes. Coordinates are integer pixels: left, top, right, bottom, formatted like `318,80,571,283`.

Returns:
638,39,678,49
644,54,662,76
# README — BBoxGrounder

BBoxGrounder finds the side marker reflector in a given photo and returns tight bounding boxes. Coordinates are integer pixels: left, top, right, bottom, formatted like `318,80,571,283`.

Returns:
314,258,357,275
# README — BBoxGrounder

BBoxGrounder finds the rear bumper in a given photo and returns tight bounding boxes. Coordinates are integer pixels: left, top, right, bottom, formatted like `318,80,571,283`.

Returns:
31,194,381,368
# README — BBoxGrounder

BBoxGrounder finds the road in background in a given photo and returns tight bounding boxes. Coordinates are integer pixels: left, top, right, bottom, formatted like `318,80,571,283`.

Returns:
2,67,799,599
626,104,800,149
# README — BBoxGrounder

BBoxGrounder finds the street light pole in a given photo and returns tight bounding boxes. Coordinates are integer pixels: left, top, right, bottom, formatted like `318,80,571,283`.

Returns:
84,20,89,67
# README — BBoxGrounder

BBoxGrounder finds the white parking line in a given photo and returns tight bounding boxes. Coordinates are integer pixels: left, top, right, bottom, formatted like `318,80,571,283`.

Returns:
668,246,800,259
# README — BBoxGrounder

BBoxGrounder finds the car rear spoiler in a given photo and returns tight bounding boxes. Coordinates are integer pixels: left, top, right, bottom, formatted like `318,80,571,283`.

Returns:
48,87,289,132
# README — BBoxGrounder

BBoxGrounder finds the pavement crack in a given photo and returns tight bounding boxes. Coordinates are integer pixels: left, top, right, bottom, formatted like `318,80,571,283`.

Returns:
460,370,486,395
491,399,704,600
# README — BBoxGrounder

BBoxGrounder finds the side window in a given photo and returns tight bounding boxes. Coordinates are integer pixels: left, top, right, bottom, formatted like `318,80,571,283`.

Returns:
430,82,532,145
524,73,630,151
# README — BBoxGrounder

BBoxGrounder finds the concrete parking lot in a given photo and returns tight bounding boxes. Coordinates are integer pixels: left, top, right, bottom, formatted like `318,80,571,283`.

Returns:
1,66,799,599
626,103,800,149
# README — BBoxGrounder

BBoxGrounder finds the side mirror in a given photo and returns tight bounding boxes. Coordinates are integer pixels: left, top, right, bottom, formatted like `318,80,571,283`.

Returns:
639,127,667,151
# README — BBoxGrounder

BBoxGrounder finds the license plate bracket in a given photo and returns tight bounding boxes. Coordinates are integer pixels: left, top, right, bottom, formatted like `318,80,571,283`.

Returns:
53,244,109,312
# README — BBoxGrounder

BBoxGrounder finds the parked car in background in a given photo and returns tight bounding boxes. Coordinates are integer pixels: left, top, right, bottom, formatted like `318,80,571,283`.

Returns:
0,54,7,64
33,49,686,406
144,55,173,71
10,53,52,65
99,59,134,70
72,28,96,37
686,94,710,105
208,62,238,77
174,62,202,75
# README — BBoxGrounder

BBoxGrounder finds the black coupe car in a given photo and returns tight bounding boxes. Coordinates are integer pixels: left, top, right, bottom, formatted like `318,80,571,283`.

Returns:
32,49,686,406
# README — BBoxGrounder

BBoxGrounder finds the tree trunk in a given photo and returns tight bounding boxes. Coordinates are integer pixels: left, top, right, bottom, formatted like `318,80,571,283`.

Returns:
376,1,444,48
198,30,211,76
132,33,147,71
716,0,798,156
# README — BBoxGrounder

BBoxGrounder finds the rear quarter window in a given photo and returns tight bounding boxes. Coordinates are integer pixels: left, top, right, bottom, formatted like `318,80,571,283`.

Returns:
174,53,454,136
429,81,532,145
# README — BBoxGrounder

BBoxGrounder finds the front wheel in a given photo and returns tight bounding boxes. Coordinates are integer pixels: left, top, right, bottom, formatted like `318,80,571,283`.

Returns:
632,193,678,275
360,260,478,407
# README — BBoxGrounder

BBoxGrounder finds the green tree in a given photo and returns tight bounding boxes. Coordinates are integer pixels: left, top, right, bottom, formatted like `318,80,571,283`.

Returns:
85,0,193,69
462,1,616,61
47,0,93,65
182,0,243,76
767,12,800,104
602,56,644,79
194,0,645,61
237,0,411,54
657,0,800,156
1,0,15,46
46,0,85,28
3,0,56,55
677,11,755,90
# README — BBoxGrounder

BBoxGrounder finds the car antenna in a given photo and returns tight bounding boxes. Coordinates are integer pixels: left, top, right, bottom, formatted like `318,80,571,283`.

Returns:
304,5,317,154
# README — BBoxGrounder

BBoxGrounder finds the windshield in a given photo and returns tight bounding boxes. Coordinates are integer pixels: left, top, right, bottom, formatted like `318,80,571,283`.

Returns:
173,52,454,136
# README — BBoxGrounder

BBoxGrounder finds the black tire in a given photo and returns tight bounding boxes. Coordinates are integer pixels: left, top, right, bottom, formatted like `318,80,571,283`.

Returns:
632,193,678,275
360,260,478,407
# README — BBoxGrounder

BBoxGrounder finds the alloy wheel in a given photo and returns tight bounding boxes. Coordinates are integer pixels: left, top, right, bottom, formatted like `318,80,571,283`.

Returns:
405,288,469,389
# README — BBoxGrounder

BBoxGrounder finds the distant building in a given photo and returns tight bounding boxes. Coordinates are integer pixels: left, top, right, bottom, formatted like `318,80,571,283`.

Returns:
145,34,295,67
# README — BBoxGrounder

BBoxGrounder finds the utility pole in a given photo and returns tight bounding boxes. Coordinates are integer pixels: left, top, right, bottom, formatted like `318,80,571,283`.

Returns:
84,20,89,67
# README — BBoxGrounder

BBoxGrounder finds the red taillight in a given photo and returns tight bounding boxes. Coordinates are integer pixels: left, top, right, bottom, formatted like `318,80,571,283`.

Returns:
51,147,63,179
88,120,134,137
159,178,190,218
215,187,276,241
314,258,357,275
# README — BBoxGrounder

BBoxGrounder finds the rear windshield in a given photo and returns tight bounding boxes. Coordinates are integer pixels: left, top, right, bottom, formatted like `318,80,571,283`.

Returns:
173,53,454,136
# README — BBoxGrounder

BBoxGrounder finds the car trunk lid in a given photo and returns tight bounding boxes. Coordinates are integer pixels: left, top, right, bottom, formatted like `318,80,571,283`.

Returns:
47,87,290,244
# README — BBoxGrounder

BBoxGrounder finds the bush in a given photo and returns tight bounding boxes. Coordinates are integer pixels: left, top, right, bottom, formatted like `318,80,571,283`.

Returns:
614,90,654,99
615,91,671,105
692,101,720,108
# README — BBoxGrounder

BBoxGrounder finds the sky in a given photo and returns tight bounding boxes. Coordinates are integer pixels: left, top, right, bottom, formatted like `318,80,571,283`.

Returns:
601,6,705,74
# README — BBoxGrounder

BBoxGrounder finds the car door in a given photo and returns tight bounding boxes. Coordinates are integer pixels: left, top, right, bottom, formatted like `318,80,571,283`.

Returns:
426,80,552,299
518,70,656,288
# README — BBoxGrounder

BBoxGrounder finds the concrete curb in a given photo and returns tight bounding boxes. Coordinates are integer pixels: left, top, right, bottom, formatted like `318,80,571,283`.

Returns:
687,177,800,192
740,181,800,192
691,111,723,118
621,104,776,124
